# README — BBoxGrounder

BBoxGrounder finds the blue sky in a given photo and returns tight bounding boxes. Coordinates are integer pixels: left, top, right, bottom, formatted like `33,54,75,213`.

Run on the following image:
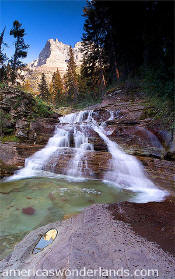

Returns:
0,0,86,63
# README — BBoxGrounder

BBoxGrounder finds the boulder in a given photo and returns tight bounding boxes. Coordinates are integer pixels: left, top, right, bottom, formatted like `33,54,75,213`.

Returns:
15,120,30,140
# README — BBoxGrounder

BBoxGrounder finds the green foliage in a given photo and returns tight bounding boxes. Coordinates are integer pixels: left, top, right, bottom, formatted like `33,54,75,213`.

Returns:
9,20,29,84
82,2,107,96
38,73,50,102
141,66,174,133
50,69,63,105
64,46,79,102
0,110,14,136
0,82,6,89
0,135,19,143
143,67,174,101
0,28,6,66
82,1,174,100
33,97,53,118
72,94,102,110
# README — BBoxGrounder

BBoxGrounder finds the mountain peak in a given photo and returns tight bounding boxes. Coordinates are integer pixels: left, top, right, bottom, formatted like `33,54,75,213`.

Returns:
28,38,83,76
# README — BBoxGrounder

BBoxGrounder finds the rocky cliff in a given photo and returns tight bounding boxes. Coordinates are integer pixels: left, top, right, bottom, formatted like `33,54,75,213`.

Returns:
28,39,83,76
23,39,83,90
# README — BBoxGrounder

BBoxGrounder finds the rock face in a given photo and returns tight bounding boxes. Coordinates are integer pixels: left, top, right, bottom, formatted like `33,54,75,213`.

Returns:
0,87,60,177
1,201,175,278
29,39,83,76
40,92,175,190
0,87,174,187
25,39,83,89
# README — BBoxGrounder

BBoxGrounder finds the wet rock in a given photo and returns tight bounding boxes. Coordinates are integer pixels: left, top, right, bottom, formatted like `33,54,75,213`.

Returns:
0,142,19,166
107,125,164,158
22,207,35,215
137,156,175,193
0,142,43,178
52,112,61,119
28,118,58,144
165,141,175,160
108,199,175,255
0,160,18,179
92,108,110,122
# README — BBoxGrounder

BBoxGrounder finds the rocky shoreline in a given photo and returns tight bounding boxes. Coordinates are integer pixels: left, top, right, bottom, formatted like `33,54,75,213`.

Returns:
0,200,175,278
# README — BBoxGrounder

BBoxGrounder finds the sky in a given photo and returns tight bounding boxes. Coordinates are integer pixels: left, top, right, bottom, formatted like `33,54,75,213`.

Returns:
0,0,86,63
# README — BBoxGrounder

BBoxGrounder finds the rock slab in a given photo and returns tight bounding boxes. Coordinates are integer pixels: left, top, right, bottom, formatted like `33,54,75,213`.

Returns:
0,201,175,278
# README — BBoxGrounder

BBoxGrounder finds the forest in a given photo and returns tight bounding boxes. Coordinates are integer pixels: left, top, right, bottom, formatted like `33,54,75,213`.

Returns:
0,1,174,122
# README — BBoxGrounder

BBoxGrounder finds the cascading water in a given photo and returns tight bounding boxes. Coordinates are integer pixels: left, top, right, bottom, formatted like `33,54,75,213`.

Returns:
7,109,167,202
92,124,165,202
66,128,93,178
59,110,94,178
7,127,71,180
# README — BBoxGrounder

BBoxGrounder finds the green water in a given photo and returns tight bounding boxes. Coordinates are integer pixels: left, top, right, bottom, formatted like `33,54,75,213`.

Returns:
0,177,135,260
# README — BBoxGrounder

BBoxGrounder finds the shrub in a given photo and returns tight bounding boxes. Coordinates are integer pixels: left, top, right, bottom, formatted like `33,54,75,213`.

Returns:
0,135,20,143
33,97,53,118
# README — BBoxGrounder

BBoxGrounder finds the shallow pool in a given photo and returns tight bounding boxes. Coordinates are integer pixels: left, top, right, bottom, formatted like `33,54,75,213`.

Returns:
0,176,136,260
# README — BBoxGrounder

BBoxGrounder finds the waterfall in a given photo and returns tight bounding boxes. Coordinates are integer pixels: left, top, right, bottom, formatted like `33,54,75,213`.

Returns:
66,128,94,179
92,124,165,202
7,128,71,180
6,109,167,202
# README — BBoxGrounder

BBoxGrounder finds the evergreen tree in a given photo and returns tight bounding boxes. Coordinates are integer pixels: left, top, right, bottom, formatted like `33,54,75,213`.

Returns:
9,20,29,84
82,0,174,137
78,55,96,100
50,68,63,105
0,27,7,82
64,46,79,102
38,73,50,102
5,63,12,83
82,1,174,93
82,1,108,96
0,27,6,65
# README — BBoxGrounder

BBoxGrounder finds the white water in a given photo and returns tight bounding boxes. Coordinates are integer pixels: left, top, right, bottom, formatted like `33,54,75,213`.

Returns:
92,124,165,202
7,128,70,180
7,109,167,202
66,128,93,178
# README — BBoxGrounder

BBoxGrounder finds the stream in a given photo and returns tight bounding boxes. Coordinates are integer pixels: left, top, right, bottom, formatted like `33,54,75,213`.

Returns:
0,109,168,260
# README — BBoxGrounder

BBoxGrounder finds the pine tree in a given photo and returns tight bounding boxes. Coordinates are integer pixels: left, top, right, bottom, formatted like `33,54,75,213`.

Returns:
0,27,6,65
82,2,108,96
78,55,95,100
64,46,79,102
0,28,7,82
9,20,29,84
38,73,50,102
50,68,63,105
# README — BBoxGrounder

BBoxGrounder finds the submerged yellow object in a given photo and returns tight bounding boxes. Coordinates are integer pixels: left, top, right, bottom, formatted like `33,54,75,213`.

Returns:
44,229,57,241
33,229,58,254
